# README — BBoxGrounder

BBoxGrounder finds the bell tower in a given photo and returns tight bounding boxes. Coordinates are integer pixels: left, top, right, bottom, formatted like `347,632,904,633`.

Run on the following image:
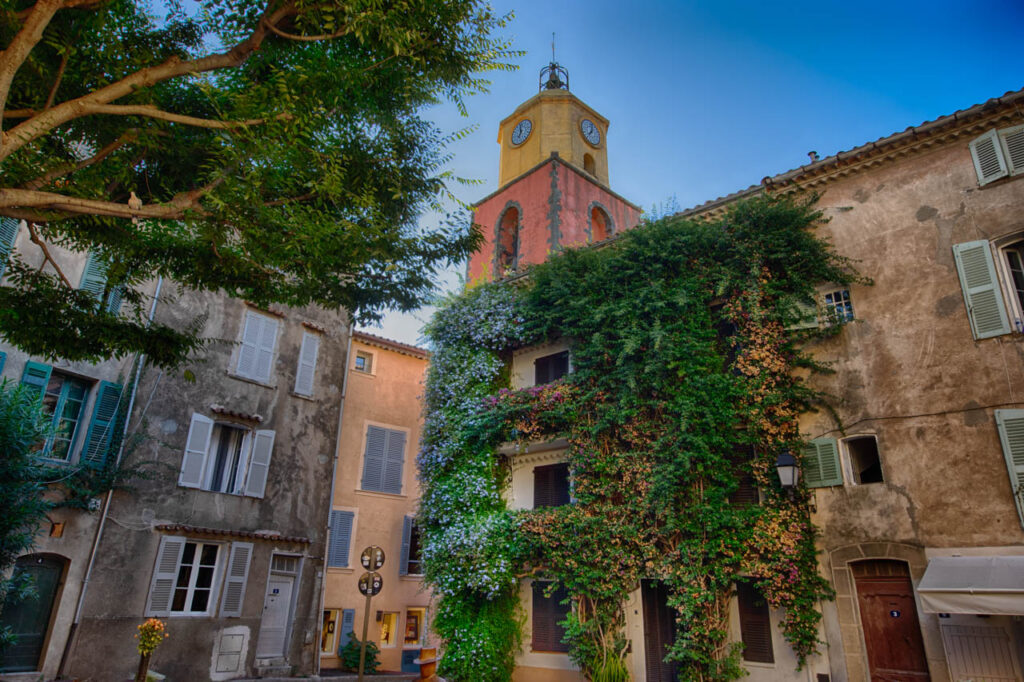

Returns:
467,62,640,283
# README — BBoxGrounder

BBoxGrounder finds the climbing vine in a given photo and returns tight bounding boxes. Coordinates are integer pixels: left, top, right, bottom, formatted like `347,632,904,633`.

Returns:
419,194,864,681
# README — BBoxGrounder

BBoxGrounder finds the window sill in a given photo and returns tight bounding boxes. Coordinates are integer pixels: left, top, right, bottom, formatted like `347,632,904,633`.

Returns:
742,660,776,669
350,368,376,378
400,574,424,582
225,370,276,389
355,489,407,500
290,391,317,402
326,566,354,574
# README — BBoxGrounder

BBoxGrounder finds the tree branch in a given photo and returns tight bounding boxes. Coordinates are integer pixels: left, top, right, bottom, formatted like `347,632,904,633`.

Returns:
4,108,37,118
262,17,350,42
26,221,72,287
20,130,138,191
87,103,291,129
43,51,68,110
0,0,65,132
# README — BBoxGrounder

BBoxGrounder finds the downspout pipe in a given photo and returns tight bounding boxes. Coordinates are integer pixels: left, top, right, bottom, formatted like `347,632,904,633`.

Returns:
315,321,355,676
57,276,163,678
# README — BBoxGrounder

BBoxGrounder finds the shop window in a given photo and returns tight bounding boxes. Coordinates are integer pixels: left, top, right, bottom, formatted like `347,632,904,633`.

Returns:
404,607,426,646
379,611,399,648
846,435,883,484
321,609,339,654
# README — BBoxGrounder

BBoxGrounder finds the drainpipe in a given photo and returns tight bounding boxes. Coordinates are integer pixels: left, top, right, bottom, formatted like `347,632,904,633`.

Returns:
314,322,355,676
57,276,163,678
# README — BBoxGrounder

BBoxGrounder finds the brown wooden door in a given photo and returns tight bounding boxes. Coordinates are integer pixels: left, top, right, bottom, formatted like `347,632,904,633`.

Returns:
642,580,678,682
853,561,930,682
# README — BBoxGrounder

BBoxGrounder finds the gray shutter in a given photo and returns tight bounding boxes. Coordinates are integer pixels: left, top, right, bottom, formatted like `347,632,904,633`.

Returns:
105,284,124,315
81,381,123,467
994,409,1024,528
361,426,387,491
952,241,1011,339
970,129,1009,185
236,311,261,379
179,412,214,488
219,541,253,617
803,438,842,488
328,510,355,567
399,515,413,577
244,429,275,498
382,429,406,495
294,332,319,396
20,361,52,401
786,296,819,331
0,217,20,281
255,316,277,382
999,125,1024,175
146,535,186,617
339,608,356,650
79,251,109,301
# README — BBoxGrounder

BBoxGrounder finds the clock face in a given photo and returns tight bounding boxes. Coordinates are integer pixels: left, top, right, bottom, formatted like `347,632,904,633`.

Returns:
511,119,532,145
580,119,601,146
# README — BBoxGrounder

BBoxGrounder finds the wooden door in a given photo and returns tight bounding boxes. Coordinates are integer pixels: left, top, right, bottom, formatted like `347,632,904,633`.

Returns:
642,580,678,682
0,556,63,673
853,561,930,682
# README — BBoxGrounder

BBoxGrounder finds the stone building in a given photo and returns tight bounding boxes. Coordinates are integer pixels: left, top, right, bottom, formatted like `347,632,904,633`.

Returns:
465,68,1024,682
0,236,350,680
320,331,433,674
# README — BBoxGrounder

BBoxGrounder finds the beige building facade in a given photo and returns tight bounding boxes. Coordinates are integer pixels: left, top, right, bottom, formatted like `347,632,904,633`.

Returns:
320,331,434,674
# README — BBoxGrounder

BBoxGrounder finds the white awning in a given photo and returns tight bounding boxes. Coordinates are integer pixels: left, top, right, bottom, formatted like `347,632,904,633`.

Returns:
918,556,1024,615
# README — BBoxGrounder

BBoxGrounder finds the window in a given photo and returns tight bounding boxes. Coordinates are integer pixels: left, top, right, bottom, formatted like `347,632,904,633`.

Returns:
321,609,339,654
728,447,759,506
845,436,883,484
823,289,854,324
534,351,569,385
736,580,774,663
994,410,1024,528
583,153,595,176
40,372,90,461
379,611,399,648
236,310,279,383
294,331,321,396
79,251,124,314
172,542,219,614
953,240,1015,338
404,607,426,646
0,217,19,281
803,438,843,488
399,516,422,576
145,536,252,618
532,581,570,652
533,462,570,508
177,413,276,497
970,125,1024,186
353,350,373,374
328,509,355,568
360,425,406,495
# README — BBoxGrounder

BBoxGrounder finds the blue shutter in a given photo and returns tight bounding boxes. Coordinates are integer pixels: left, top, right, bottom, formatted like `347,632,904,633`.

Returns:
338,608,356,651
79,252,109,300
399,515,412,577
328,510,355,568
361,426,386,491
0,217,19,281
105,284,124,315
0,351,6,375
382,429,406,495
81,381,123,467
20,361,52,401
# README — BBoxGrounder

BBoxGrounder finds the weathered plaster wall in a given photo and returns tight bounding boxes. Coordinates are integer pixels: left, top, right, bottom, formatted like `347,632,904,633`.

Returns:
65,284,347,681
321,336,431,674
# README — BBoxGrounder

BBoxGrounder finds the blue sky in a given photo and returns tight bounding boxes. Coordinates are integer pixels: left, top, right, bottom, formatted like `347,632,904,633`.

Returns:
361,0,1024,345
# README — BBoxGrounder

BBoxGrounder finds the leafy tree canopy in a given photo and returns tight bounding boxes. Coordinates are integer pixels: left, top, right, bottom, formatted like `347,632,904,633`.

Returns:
0,0,517,367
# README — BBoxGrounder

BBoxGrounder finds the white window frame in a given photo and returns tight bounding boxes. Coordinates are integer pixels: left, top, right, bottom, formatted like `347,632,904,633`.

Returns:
992,235,1024,333
235,309,280,383
178,412,275,498
169,540,224,616
353,349,375,375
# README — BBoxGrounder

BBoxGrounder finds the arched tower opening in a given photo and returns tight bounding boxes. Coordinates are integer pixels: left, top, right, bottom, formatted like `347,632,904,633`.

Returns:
590,205,613,243
583,153,596,176
495,207,520,273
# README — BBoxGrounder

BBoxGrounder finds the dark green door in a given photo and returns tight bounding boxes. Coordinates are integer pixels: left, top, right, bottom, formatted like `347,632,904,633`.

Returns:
0,556,63,672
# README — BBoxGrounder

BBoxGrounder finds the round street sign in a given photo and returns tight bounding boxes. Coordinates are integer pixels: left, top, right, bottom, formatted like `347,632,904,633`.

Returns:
361,545,385,571
358,571,383,597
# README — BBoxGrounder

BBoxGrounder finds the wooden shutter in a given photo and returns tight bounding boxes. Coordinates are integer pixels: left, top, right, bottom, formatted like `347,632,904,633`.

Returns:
953,241,1012,339
255,316,277,382
736,581,774,663
219,541,253,617
294,332,320,396
361,426,387,491
244,429,275,498
339,608,356,650
970,129,1009,185
1000,125,1024,175
0,217,19,281
995,409,1024,527
533,463,570,508
79,252,109,301
534,355,550,384
382,428,406,495
399,515,413,576
803,438,842,488
146,535,186,617
531,581,569,652
20,361,52,401
178,412,214,488
81,381,123,467
328,510,355,567
729,448,759,506
237,311,261,379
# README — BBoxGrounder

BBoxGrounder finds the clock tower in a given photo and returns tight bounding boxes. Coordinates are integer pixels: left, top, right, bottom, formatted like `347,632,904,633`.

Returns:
467,62,641,282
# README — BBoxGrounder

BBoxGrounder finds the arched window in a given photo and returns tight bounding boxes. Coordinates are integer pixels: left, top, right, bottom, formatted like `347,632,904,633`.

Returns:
496,207,519,273
583,153,596,176
590,206,612,243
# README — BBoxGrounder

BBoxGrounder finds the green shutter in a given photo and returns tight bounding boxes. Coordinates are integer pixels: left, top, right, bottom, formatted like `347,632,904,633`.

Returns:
0,351,6,375
994,409,1024,528
785,296,819,331
803,437,842,488
952,241,1012,339
20,361,52,401
81,381,123,467
79,251,109,301
105,285,124,314
0,217,19,281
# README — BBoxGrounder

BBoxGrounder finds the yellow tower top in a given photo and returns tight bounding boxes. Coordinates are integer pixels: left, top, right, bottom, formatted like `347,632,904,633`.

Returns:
496,63,610,187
